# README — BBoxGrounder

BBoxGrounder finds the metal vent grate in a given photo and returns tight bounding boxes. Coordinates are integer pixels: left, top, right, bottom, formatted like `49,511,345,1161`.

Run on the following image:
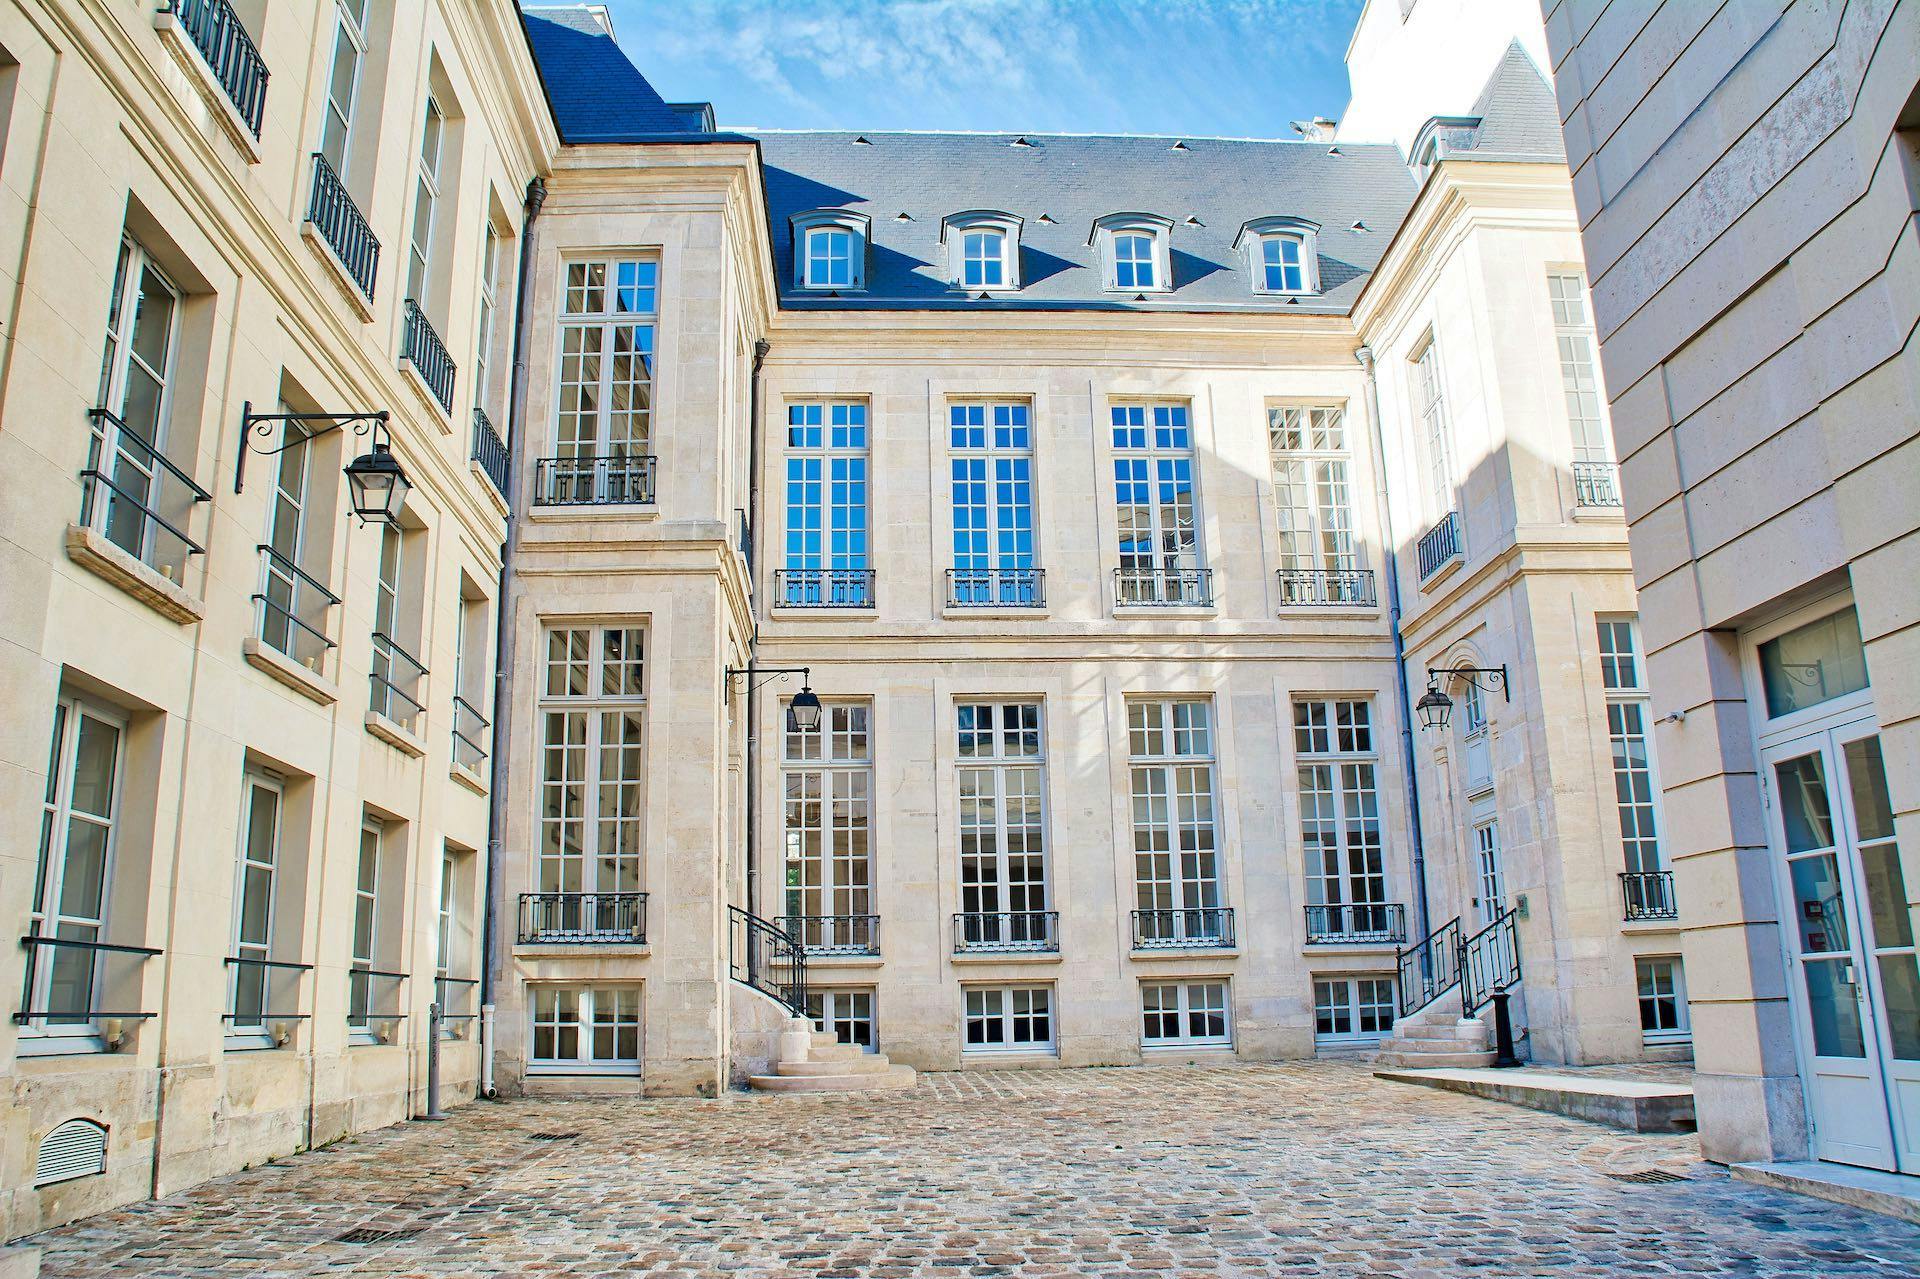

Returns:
35,1118,108,1187
335,1227,423,1244
527,1131,579,1142
1607,1169,1686,1185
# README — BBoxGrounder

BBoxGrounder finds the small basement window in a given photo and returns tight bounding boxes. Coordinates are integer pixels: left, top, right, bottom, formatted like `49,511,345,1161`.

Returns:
35,1118,108,1187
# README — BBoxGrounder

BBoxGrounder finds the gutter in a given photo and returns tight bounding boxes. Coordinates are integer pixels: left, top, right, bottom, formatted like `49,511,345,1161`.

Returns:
480,174,547,1099
743,337,770,919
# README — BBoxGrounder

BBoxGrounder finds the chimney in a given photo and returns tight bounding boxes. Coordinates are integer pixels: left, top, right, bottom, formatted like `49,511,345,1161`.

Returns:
1290,117,1338,143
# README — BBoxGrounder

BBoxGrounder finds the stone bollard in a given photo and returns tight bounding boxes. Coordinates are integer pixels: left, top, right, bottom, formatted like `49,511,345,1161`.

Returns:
778,1016,813,1066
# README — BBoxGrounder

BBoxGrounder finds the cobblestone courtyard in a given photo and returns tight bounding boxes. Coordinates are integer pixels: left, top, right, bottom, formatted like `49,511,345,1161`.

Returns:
30,1063,1920,1277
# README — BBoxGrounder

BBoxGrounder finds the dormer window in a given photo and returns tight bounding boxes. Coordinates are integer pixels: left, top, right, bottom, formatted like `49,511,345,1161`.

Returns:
790,210,870,291
941,210,1022,292
1235,217,1321,296
1090,213,1173,294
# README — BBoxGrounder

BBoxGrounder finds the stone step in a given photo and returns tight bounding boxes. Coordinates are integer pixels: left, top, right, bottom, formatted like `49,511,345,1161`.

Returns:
749,1064,917,1094
1372,1048,1497,1070
810,1031,840,1050
776,1054,895,1076
1380,1067,1695,1134
807,1041,867,1063
1395,1022,1490,1044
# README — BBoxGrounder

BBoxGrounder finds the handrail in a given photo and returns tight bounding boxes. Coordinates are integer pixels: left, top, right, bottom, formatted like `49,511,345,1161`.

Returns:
221,955,313,971
517,891,647,944
1276,568,1377,608
1620,870,1678,920
1130,906,1235,948
371,631,428,721
21,934,162,958
776,567,876,608
1113,566,1213,607
728,905,808,1017
16,934,162,1025
1304,902,1407,944
87,409,212,500
783,913,880,953
346,965,409,981
533,453,657,505
946,567,1045,607
165,0,269,137
952,910,1059,952
1395,916,1462,1017
256,543,339,603
1460,907,1522,1014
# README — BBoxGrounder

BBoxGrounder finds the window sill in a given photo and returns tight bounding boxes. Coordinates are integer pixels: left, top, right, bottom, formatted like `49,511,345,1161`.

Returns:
1275,604,1381,620
949,950,1063,966
301,222,376,322
769,605,878,620
1620,918,1682,936
399,359,454,432
1141,1041,1234,1054
450,759,488,795
525,502,659,524
526,1063,643,1077
1130,945,1239,961
1572,504,1628,525
803,952,884,970
14,1035,115,1060
962,1047,1059,1060
365,709,427,758
941,605,1049,621
152,12,262,164
1642,1032,1692,1047
1418,555,1465,592
243,637,338,705
223,1033,285,1053
1301,939,1404,954
513,942,650,960
1112,605,1217,620
1313,1034,1389,1050
65,523,205,624
469,460,510,520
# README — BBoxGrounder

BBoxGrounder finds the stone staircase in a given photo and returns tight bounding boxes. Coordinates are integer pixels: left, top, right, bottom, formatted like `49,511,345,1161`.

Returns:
1372,990,1497,1069
748,1017,917,1094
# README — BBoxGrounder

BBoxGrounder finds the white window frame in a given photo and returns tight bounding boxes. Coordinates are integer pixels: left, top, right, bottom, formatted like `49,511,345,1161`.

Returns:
1140,980,1231,1048
1111,401,1206,603
89,234,182,570
227,771,284,1048
942,211,1022,292
537,625,647,897
1091,213,1173,294
405,95,443,307
963,985,1055,1054
1599,616,1665,877
1294,698,1388,922
1473,817,1505,926
948,401,1038,602
1548,272,1613,465
792,211,869,291
347,818,384,1041
806,987,875,1052
474,224,501,415
1312,975,1397,1046
1236,217,1320,295
1269,405,1362,582
1412,336,1454,518
550,256,659,501
782,701,875,951
318,0,368,174
528,984,642,1075
1635,956,1691,1045
1128,699,1225,937
955,701,1049,933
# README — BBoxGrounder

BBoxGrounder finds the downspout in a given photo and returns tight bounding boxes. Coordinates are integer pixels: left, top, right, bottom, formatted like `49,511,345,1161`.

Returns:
743,338,770,919
1358,345,1433,942
480,175,546,1098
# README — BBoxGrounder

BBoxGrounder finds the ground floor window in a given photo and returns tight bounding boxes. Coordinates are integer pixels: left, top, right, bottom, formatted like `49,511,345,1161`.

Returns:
964,985,1054,1053
1313,976,1395,1046
529,985,641,1074
807,987,875,1052
1140,980,1230,1047
1636,957,1690,1045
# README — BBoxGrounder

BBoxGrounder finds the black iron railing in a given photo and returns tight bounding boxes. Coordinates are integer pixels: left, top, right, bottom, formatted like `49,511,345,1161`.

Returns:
728,906,808,1017
1396,916,1463,1017
1277,568,1377,607
369,631,427,725
1621,870,1678,921
435,975,478,1034
1114,566,1213,607
401,299,456,413
80,407,212,576
14,935,160,1028
1461,907,1521,1014
471,407,508,501
253,544,338,672
947,567,1045,608
777,568,875,609
451,695,490,772
1304,902,1407,945
952,910,1059,953
305,153,379,300
785,914,879,954
517,892,647,944
222,955,310,1027
346,965,407,1032
1573,461,1623,508
533,454,656,506
166,0,268,137
1131,907,1235,949
1417,511,1464,580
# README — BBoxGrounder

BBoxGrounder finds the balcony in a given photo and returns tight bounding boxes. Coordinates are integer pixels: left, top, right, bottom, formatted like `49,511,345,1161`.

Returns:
165,0,268,138
777,568,875,609
518,892,648,944
1277,568,1376,608
1417,510,1464,581
952,910,1060,954
401,299,456,414
785,914,880,955
305,153,379,302
1132,907,1235,950
369,631,427,728
15,935,160,1048
947,567,1044,608
451,695,490,773
533,454,656,506
1621,870,1678,921
1304,903,1407,945
471,407,509,502
1573,461,1623,509
253,544,338,674
75,408,212,612
1114,566,1213,607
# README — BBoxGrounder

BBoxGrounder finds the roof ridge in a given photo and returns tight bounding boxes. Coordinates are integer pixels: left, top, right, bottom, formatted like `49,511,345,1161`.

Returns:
739,127,1398,148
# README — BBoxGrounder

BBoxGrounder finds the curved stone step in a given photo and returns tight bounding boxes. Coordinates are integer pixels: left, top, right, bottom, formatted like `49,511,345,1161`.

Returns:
749,1064,917,1093
776,1055,895,1076
807,1041,868,1063
1372,1048,1496,1070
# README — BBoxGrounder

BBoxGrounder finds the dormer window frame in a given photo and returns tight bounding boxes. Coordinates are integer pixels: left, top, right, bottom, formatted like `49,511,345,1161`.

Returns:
791,210,871,292
1235,217,1321,296
1409,115,1483,183
941,210,1022,293
1090,213,1174,295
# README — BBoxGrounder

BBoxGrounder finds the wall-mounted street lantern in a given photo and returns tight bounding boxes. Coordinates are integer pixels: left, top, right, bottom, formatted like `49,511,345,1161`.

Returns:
1416,664,1509,731
725,665,821,732
235,401,409,526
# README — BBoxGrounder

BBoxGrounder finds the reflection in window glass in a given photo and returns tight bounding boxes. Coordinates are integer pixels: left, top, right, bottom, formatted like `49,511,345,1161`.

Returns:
1759,607,1869,718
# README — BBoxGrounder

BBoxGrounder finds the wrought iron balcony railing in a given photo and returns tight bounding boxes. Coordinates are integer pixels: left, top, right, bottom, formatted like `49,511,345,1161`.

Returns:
451,694,490,772
1417,510,1464,581
533,454,656,506
517,892,648,944
777,568,876,609
1131,906,1235,949
222,955,310,1030
166,0,268,137
80,407,211,581
952,910,1060,953
369,631,427,726
1573,461,1623,509
15,934,161,1034
305,153,379,300
728,906,808,1017
1304,902,1407,945
1621,870,1678,921
1114,566,1213,607
785,914,880,955
947,567,1045,608
471,407,508,501
253,544,338,672
401,299,456,413
1277,568,1377,608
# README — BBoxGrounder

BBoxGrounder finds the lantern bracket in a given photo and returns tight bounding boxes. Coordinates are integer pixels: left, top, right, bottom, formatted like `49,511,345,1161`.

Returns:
234,400,391,494
724,665,811,696
1427,664,1510,702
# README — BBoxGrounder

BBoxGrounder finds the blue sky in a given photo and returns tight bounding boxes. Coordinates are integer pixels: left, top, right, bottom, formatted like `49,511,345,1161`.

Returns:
588,0,1365,137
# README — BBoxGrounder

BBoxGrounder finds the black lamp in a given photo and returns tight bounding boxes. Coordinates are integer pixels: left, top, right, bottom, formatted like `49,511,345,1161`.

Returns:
344,437,412,526
786,684,823,733
1416,682,1454,731
1417,664,1509,732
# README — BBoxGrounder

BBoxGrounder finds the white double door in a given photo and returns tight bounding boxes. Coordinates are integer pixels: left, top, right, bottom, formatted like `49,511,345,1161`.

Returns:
1763,713,1919,1171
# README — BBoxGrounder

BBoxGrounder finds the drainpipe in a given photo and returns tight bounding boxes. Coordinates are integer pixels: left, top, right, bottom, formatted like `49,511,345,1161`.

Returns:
480,175,546,1099
1358,345,1434,942
743,338,770,919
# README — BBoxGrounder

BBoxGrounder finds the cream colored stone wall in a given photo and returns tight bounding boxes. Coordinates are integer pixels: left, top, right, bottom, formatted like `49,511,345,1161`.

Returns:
0,0,552,1239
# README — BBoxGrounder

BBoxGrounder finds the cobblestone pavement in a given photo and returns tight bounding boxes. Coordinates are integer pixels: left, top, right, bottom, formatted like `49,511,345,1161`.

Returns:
31,1063,1920,1278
